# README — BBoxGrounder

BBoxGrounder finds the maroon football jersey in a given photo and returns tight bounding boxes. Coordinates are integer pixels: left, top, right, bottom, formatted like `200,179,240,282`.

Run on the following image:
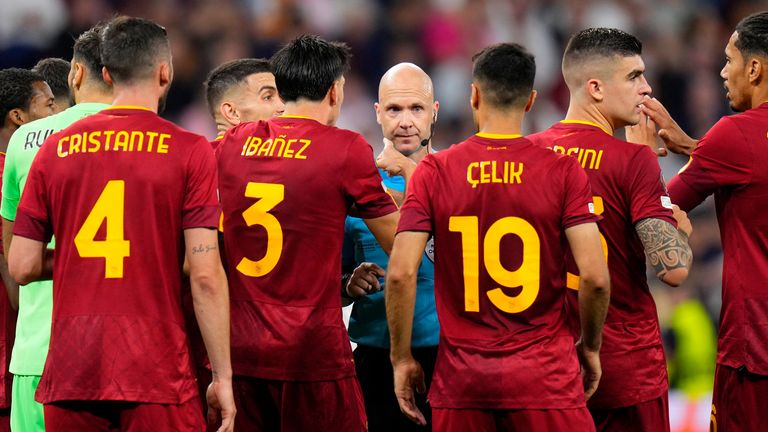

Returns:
668,104,768,375
14,106,219,404
529,121,675,409
217,116,396,381
398,133,598,409
0,154,16,409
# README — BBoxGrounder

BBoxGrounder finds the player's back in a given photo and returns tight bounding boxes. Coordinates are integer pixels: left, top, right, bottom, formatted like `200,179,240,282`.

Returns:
529,121,674,408
217,116,395,381
406,134,596,408
18,106,217,404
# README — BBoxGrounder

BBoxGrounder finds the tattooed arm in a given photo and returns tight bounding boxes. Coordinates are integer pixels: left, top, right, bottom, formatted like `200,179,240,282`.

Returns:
635,207,693,287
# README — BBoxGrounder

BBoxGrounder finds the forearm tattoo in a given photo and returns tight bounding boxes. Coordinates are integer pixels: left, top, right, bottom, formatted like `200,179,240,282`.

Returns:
635,218,693,277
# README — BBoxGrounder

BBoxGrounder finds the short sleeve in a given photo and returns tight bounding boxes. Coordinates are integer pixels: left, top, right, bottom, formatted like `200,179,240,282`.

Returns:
1,129,24,221
14,152,52,242
561,157,600,229
183,138,220,229
397,156,435,234
625,146,676,226
341,135,397,219
668,117,752,212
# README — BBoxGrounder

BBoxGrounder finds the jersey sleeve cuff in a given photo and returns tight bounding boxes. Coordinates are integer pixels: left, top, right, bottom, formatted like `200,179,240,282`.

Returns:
563,213,600,230
353,196,398,220
13,209,52,242
182,205,220,229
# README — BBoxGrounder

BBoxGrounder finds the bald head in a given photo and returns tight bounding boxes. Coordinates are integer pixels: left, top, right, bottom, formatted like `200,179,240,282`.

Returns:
378,62,434,102
375,62,438,156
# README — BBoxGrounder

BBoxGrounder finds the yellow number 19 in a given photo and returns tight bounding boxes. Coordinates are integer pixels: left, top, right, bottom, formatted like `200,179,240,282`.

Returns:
449,216,540,313
74,180,131,278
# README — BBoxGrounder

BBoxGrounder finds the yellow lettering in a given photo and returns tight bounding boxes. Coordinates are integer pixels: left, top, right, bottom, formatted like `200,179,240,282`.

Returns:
130,131,144,152
113,131,130,152
103,130,115,151
480,161,491,184
241,137,253,156
146,131,159,152
69,133,82,155
257,138,273,156
552,145,566,155
509,162,523,184
157,133,170,154
246,137,262,156
467,162,479,188
278,139,293,158
276,137,290,158
57,136,70,157
88,131,101,152
491,161,502,183
294,139,311,159
271,136,287,157
595,149,604,169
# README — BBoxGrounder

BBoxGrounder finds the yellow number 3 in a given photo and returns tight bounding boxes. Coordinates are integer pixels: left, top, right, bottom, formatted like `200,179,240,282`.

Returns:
237,182,284,277
74,180,131,278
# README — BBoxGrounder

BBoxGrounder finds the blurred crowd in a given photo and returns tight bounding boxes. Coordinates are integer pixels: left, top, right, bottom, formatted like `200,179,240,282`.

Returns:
3,0,765,427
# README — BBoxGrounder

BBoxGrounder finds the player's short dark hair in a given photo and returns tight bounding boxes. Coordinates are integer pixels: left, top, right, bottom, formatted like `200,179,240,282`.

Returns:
204,58,272,116
100,16,170,84
471,43,536,109
270,34,351,103
563,28,642,68
735,12,768,60
32,58,70,100
0,68,45,124
73,24,109,90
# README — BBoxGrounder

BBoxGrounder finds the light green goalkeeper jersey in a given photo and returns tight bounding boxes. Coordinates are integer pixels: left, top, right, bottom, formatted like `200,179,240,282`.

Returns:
1,102,109,375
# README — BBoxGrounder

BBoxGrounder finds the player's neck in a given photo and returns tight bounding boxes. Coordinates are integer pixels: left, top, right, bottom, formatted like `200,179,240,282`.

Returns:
75,88,113,106
110,86,161,113
564,104,615,135
750,86,768,110
0,129,13,153
476,110,524,136
282,101,333,125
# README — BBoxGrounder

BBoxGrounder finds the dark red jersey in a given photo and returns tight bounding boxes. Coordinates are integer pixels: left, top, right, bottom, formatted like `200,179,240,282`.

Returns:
398,133,598,409
668,104,768,375
217,116,396,381
529,121,675,408
14,106,219,404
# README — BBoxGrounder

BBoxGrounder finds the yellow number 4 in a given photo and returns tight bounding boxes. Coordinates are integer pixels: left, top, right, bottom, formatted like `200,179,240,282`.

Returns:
237,182,284,277
74,180,130,278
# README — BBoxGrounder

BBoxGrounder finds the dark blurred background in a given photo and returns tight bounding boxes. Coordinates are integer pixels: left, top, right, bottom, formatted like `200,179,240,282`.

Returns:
4,1,765,430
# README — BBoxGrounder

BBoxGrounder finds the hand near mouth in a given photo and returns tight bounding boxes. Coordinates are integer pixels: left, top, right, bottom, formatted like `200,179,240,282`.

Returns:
636,96,698,156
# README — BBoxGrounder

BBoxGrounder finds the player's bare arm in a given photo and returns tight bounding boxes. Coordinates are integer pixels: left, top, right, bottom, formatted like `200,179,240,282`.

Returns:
565,222,610,400
7,235,53,285
386,230,428,426
363,210,400,255
184,227,236,432
635,209,693,287
0,218,18,309
638,96,698,155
